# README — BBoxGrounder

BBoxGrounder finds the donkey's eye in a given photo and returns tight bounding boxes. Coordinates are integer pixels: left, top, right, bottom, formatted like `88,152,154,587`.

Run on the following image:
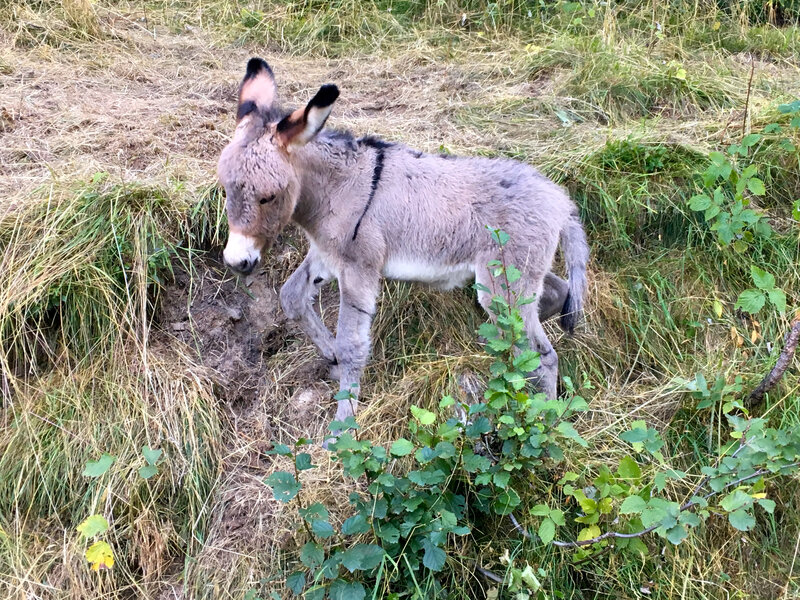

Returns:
260,194,276,205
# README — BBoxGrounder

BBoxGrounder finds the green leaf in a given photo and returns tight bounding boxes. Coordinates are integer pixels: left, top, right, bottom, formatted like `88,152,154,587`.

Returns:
286,571,305,595
328,579,366,600
735,289,766,314
142,446,162,466
531,504,550,516
741,133,761,147
506,264,522,283
493,487,522,515
300,542,324,569
556,421,587,447
720,489,752,512
758,498,776,514
410,405,436,426
389,438,414,457
466,417,492,438
747,177,766,195
421,538,447,571
138,465,158,479
665,524,688,545
462,451,492,473
264,471,302,503
83,453,115,478
342,513,370,535
768,288,787,313
76,515,109,538
577,525,601,542
619,496,647,515
689,194,712,211
617,456,642,481
266,443,292,456
299,503,329,522
340,544,385,572
620,428,647,444
311,519,336,539
538,518,556,545
550,508,566,526
491,229,510,246
728,509,756,531
295,453,314,471
439,396,455,408
493,471,511,489
513,350,540,372
751,266,775,290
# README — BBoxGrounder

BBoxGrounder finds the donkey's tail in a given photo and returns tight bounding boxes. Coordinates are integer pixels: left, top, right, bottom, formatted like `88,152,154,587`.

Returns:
559,213,589,334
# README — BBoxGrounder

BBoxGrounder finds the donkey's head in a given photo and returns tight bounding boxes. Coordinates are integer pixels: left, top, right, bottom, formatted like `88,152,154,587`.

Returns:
218,58,339,274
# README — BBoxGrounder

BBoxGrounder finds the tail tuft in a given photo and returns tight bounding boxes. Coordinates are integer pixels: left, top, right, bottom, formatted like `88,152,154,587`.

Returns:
558,213,589,334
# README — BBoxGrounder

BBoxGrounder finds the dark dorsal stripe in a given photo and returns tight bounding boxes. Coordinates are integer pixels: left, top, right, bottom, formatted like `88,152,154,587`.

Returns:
352,147,386,241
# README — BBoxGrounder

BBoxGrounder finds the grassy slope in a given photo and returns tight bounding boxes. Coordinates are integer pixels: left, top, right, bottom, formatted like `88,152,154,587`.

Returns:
1,1,799,599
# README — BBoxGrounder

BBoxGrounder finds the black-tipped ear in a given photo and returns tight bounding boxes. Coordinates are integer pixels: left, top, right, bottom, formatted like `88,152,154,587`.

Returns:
276,84,340,150
237,57,277,122
245,57,273,81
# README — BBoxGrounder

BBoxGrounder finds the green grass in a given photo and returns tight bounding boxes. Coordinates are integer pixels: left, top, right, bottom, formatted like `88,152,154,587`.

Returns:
1,1,800,599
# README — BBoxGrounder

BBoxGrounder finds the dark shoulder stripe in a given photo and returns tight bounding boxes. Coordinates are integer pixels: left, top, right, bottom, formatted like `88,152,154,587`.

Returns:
359,135,393,150
352,148,386,241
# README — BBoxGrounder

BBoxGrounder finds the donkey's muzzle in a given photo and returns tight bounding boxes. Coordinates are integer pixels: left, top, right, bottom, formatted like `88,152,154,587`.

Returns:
226,257,257,275
222,231,262,275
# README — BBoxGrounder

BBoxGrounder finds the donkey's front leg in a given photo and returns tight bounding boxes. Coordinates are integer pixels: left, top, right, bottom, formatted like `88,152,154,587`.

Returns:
279,250,337,364
333,266,381,423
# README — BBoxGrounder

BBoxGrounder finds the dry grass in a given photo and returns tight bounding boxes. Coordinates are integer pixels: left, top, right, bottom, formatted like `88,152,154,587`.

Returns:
1,1,800,599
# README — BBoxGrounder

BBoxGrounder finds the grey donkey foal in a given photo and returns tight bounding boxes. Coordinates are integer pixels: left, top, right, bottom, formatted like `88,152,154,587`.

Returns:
218,58,589,428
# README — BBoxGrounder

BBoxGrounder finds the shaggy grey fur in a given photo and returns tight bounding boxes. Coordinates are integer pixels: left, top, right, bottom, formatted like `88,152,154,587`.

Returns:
218,58,590,426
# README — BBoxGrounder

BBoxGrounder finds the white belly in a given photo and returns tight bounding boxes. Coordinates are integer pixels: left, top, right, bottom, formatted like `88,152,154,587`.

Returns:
382,256,475,291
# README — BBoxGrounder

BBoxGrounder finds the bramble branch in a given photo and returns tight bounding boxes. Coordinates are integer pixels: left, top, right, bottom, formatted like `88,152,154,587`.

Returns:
748,318,800,407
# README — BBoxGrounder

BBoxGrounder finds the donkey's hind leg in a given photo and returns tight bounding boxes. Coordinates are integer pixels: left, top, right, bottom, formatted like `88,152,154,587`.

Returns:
475,266,559,399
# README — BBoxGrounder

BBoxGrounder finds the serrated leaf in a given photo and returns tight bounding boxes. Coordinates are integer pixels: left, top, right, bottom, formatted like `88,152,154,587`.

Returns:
76,515,109,538
85,540,114,571
340,544,385,572
577,525,601,542
266,443,293,456
265,471,302,503
295,452,314,471
617,456,641,481
728,508,756,531
286,571,305,595
530,504,550,516
142,446,162,466
311,519,336,539
513,350,540,372
328,579,366,600
747,177,766,195
556,421,587,447
138,465,158,479
439,396,455,408
735,289,766,314
619,495,647,515
300,542,324,569
299,503,329,522
751,266,775,290
410,405,436,426
768,288,786,313
689,194,712,211
741,133,761,147
421,538,447,571
83,454,115,478
341,513,370,535
665,524,688,545
538,518,556,545
493,487,522,515
758,498,776,514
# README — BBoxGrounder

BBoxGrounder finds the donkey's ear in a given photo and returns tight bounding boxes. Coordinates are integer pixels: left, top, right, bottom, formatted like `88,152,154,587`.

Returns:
275,84,339,151
237,57,277,122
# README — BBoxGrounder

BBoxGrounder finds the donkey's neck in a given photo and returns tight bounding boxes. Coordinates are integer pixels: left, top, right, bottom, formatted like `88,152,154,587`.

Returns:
289,131,370,243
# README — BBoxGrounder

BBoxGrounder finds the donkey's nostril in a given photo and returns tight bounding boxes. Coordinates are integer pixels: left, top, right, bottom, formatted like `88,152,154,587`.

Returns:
238,259,253,273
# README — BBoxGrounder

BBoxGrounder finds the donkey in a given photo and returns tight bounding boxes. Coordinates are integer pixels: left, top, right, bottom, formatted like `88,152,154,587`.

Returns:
218,58,589,427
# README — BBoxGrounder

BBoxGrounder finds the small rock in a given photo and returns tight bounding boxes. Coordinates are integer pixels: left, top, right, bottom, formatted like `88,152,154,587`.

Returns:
245,275,255,287
170,321,188,331
226,306,243,322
